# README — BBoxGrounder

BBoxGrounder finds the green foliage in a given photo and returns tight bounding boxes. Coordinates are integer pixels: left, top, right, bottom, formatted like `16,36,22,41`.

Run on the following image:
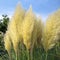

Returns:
0,15,9,60
0,31,9,60
0,15,9,33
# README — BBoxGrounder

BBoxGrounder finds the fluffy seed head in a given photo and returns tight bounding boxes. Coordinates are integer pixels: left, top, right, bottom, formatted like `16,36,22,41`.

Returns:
4,31,11,52
7,3,25,52
42,10,60,51
22,6,36,49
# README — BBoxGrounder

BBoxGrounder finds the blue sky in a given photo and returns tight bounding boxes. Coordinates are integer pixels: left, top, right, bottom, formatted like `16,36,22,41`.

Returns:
0,0,60,21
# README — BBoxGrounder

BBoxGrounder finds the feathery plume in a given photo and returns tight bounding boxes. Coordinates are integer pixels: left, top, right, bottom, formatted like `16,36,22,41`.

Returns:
4,31,11,52
8,3,25,52
22,5,36,50
4,31,12,60
42,10,60,51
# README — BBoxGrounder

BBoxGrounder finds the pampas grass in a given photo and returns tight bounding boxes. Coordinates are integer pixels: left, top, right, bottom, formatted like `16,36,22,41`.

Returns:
42,9,60,52
4,31,12,60
22,6,35,60
22,6,35,50
4,3,60,60
7,3,25,60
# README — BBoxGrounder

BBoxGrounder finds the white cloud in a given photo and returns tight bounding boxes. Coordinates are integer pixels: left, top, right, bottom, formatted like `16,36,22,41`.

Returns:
35,12,48,23
0,15,2,18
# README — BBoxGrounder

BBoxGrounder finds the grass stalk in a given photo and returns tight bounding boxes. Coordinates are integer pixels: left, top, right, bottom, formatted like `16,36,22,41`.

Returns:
45,52,48,60
16,49,20,60
27,49,30,60
8,51,12,60
30,46,33,60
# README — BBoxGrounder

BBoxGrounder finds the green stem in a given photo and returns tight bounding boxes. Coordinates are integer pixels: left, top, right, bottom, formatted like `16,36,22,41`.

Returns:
30,46,33,60
16,49,20,60
16,52,18,60
21,42,24,60
27,49,30,60
45,52,48,60
56,42,59,54
8,51,12,60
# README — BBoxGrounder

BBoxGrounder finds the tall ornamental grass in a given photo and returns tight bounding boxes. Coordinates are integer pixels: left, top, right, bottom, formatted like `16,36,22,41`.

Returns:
4,3,60,60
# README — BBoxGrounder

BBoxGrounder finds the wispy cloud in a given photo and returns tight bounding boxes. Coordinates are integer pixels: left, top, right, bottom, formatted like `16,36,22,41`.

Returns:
35,12,48,23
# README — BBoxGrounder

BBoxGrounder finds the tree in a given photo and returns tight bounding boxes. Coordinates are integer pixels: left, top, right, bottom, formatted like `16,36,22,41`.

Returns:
0,15,9,33
0,15,9,60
